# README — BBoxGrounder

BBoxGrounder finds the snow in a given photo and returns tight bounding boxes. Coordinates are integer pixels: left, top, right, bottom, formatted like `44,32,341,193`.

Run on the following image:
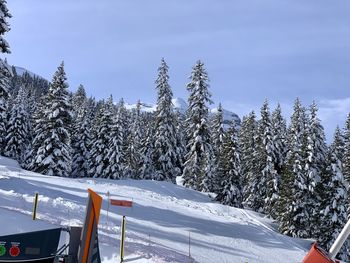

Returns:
0,156,312,262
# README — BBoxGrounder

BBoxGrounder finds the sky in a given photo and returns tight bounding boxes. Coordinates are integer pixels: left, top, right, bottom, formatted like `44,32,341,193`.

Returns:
4,0,350,141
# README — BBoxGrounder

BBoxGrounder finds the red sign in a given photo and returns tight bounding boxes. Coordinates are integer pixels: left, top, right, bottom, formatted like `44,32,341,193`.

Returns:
9,246,20,257
110,199,133,207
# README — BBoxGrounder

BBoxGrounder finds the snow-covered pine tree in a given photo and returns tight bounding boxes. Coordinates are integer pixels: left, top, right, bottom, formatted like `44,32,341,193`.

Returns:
4,86,30,163
279,98,310,238
211,103,225,158
153,59,180,182
71,106,92,178
182,60,214,191
174,110,186,177
88,97,113,178
342,114,350,222
26,97,46,170
271,104,287,178
124,100,143,179
343,114,350,186
239,111,260,208
271,104,287,219
106,103,125,179
140,118,156,180
71,84,87,120
211,103,226,193
116,98,131,170
319,127,349,261
305,101,328,237
0,58,11,153
215,118,243,207
0,0,11,54
258,100,279,218
32,62,72,177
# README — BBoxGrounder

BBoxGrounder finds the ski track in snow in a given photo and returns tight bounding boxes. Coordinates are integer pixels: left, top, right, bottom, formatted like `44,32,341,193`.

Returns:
0,157,311,263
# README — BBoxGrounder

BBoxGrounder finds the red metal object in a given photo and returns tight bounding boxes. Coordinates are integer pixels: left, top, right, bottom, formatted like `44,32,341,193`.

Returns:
302,244,339,263
110,199,133,207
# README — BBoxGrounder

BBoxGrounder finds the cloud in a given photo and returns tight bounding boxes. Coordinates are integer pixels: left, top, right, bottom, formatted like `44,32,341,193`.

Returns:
318,97,350,141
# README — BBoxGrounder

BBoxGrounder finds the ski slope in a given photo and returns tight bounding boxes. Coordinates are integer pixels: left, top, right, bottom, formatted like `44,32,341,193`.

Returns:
0,156,312,262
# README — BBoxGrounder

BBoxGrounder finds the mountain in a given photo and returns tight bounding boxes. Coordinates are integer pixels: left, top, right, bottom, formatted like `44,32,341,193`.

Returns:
125,97,241,125
0,156,311,262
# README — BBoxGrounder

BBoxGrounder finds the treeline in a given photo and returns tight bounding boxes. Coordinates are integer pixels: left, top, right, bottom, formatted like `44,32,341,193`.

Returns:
1,59,350,260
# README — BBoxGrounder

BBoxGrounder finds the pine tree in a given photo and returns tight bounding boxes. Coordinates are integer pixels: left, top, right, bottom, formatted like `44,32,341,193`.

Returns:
174,111,186,177
271,104,287,219
306,102,328,237
258,101,279,218
88,97,113,178
72,84,87,120
343,114,350,186
31,62,72,177
211,103,225,158
140,120,156,180
211,103,226,193
106,104,125,179
153,59,181,182
182,61,214,191
71,107,92,178
0,0,11,54
239,111,259,208
271,104,287,178
26,97,46,170
215,119,243,207
279,98,310,238
0,59,11,152
124,100,143,179
4,86,30,163
319,127,348,261
117,98,131,171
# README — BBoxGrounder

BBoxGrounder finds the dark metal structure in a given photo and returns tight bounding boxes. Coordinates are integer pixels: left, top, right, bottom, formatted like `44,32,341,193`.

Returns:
0,189,102,263
0,228,61,263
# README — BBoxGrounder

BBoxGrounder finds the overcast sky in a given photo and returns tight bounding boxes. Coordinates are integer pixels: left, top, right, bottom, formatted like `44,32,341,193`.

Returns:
5,0,350,141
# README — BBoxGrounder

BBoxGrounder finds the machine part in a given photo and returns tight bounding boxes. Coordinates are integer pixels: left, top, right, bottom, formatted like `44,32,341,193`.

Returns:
77,189,102,263
329,219,350,260
0,228,61,263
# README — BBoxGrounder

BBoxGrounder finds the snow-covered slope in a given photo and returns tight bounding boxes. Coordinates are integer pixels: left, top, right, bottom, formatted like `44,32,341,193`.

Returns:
13,66,42,79
0,156,311,262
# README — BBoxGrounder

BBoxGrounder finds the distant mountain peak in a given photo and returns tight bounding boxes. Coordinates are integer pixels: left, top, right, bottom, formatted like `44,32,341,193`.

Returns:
124,97,241,125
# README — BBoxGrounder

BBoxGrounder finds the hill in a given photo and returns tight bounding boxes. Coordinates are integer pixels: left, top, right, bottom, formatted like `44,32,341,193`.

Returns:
0,156,311,262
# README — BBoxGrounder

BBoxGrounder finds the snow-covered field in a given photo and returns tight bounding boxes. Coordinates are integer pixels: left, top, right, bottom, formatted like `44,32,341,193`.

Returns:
0,156,311,262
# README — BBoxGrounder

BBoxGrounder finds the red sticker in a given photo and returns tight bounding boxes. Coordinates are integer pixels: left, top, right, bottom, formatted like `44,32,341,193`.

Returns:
9,246,20,257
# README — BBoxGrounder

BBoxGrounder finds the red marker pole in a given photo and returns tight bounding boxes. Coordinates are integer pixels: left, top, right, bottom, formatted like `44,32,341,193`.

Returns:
109,198,133,262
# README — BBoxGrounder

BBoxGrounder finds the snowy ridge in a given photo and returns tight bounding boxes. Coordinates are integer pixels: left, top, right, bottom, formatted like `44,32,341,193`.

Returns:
0,156,311,263
125,97,241,125
13,66,41,78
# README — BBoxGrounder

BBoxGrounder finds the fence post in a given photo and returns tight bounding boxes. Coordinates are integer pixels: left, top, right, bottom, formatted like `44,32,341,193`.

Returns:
32,192,39,220
120,216,126,263
106,191,110,226
188,231,191,261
